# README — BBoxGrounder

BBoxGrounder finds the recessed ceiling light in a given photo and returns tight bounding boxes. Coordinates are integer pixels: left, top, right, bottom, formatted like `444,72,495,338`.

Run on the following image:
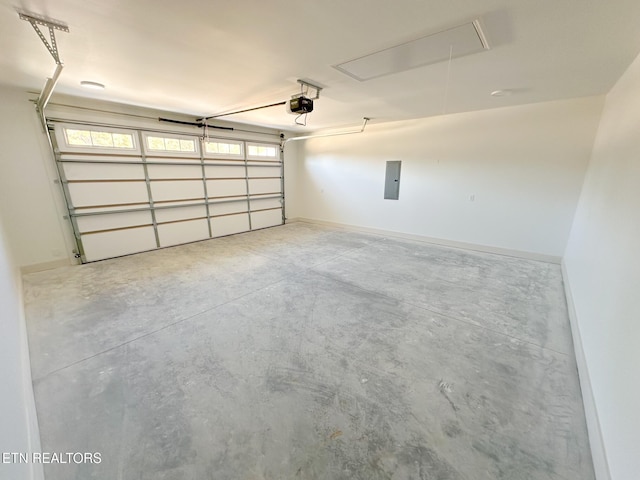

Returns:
490,89,512,97
80,81,105,90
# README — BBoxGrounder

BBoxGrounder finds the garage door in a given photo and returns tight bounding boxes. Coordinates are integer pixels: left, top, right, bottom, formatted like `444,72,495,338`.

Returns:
51,122,283,262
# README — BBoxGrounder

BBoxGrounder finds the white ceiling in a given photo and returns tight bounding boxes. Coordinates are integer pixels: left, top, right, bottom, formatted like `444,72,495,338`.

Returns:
1,0,640,131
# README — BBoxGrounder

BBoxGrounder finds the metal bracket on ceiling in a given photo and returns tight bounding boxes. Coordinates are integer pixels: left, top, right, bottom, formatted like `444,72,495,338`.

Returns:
18,11,69,65
18,10,70,130
296,79,323,100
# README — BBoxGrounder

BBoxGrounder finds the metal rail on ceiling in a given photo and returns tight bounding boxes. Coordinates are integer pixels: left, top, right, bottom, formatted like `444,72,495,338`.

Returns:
283,117,370,146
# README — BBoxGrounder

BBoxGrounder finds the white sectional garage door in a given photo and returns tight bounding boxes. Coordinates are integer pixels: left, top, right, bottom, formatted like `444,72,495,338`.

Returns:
51,122,283,262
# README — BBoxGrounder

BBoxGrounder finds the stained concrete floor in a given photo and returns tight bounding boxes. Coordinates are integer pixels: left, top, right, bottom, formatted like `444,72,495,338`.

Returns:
23,222,594,480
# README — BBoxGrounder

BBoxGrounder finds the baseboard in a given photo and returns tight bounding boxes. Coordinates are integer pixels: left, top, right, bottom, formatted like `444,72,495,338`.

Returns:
561,260,611,480
287,217,562,264
20,258,71,275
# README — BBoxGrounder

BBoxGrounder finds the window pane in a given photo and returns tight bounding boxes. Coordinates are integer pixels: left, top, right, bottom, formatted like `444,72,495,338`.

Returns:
165,138,180,151
180,139,195,152
205,143,218,154
91,131,114,147
66,129,92,146
112,133,134,148
230,144,241,154
147,136,166,150
247,144,278,158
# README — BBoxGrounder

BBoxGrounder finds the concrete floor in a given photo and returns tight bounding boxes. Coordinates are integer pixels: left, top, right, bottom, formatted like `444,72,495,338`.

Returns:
24,222,594,480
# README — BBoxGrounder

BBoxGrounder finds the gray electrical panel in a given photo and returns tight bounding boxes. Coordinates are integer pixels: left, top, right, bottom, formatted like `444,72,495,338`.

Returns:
384,161,401,200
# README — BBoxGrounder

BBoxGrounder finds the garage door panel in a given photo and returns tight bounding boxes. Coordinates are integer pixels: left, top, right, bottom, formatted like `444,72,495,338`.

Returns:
81,227,157,262
206,179,247,197
147,164,203,179
146,157,200,165
209,200,248,216
155,205,207,223
250,209,283,230
59,153,143,164
68,182,149,207
247,165,281,178
211,214,250,238
76,211,153,233
158,219,209,247
248,178,281,195
151,180,204,202
250,197,282,211
63,163,145,181
204,165,246,178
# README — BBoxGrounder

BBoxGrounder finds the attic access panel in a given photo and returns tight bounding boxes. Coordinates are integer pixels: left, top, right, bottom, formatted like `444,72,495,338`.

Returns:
334,19,489,81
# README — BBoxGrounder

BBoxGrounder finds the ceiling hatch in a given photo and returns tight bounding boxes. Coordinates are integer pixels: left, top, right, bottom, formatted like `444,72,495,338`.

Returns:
334,19,490,81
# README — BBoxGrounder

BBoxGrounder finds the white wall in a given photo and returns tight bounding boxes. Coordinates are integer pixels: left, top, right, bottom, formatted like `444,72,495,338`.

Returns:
563,51,640,480
0,87,71,270
0,211,43,480
0,86,51,479
296,97,604,258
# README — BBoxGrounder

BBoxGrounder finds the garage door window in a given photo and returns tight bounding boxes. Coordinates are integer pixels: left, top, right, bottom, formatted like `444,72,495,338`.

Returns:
247,143,278,159
63,127,136,150
204,139,243,158
144,134,198,154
